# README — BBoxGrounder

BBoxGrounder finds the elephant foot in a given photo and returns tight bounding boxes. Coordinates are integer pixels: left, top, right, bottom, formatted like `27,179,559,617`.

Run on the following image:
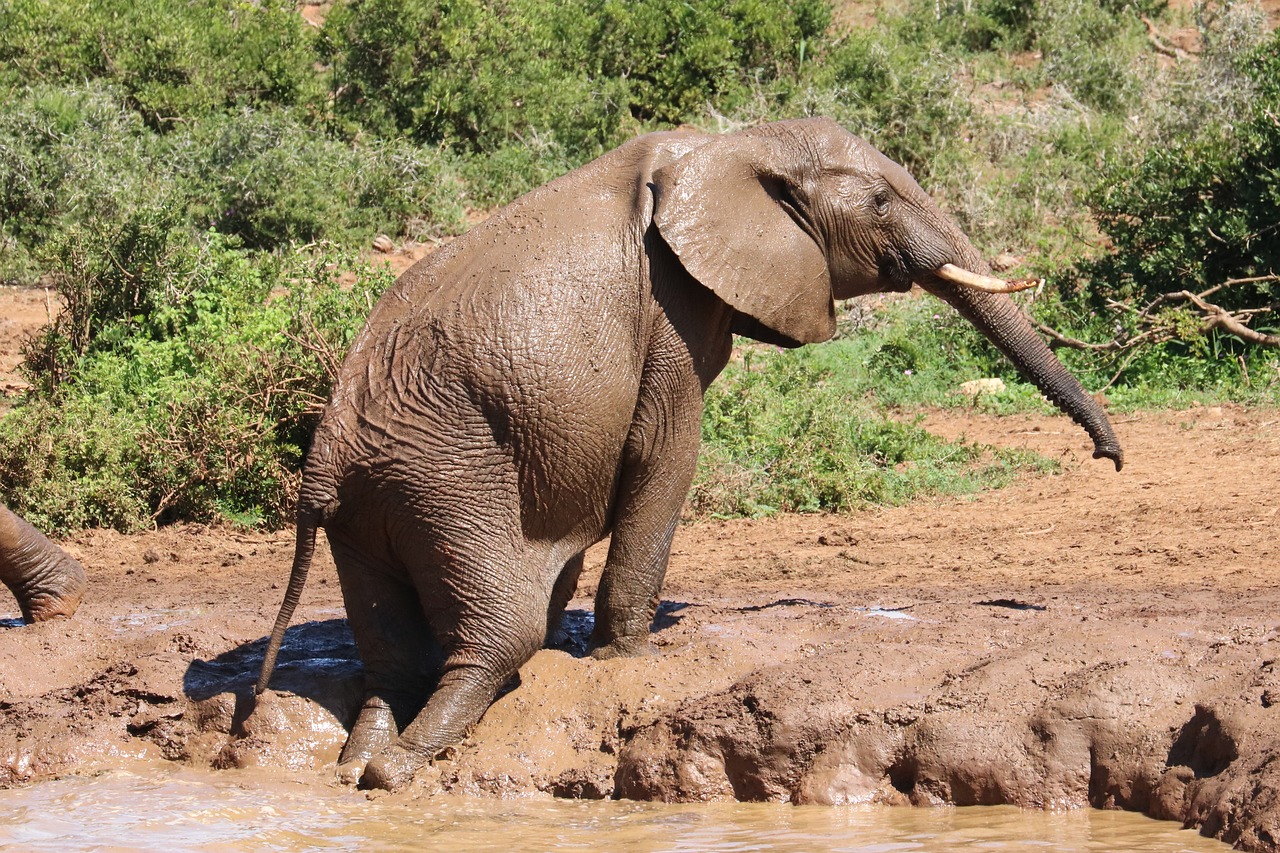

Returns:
9,567,87,623
338,696,399,778
358,744,428,792
336,758,368,786
20,593,82,623
589,635,658,660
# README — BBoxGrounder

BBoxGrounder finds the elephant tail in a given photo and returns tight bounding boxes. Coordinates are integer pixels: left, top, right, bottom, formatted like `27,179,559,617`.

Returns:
255,510,322,695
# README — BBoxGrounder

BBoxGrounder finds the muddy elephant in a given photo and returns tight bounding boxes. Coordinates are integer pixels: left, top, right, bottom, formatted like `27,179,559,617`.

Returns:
0,503,86,623
256,117,1123,790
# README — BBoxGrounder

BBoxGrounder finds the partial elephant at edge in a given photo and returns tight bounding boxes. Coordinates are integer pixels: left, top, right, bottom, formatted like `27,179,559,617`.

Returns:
0,502,87,624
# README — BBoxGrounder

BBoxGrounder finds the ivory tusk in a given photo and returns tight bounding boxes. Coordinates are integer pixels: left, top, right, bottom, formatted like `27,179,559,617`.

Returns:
934,263,1042,294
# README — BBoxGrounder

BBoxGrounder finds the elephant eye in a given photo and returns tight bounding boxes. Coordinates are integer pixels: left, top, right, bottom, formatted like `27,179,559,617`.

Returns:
873,190,891,216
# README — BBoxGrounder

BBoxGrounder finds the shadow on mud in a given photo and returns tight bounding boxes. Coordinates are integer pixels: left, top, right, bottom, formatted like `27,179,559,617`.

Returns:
552,601,691,657
182,619,362,727
182,600,693,706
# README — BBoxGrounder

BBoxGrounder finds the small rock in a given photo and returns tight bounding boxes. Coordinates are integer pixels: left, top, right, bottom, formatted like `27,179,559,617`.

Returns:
991,253,1021,272
956,378,1006,399
372,235,395,253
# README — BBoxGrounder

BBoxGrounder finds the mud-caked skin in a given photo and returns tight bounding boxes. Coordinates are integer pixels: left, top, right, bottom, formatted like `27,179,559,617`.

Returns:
256,118,1123,791
0,503,87,623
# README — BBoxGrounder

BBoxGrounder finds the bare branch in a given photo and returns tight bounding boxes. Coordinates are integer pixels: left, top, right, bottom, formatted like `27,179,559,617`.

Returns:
1141,15,1190,59
1037,273,1280,352
1035,322,1127,352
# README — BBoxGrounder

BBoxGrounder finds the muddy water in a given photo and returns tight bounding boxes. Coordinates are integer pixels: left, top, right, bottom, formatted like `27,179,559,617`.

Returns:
0,765,1230,852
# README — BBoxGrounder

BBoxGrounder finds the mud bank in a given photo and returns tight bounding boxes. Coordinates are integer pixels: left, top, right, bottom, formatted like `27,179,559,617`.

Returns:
2,408,1279,850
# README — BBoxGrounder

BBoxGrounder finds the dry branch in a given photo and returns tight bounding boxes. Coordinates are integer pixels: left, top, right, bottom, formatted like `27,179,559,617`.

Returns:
1038,274,1280,352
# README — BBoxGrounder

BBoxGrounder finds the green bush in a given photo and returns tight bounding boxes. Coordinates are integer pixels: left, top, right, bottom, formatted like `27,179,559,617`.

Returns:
174,108,469,249
1035,30,1280,394
0,234,394,533
322,0,830,156
0,0,320,125
0,83,166,281
691,342,1055,518
795,23,972,181
1080,31,1280,312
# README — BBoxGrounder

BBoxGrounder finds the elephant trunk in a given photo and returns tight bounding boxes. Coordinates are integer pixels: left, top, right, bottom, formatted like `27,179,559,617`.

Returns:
920,247,1123,471
0,505,87,623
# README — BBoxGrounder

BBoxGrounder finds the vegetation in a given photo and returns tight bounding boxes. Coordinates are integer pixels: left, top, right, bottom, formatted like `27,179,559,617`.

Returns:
0,0,1276,531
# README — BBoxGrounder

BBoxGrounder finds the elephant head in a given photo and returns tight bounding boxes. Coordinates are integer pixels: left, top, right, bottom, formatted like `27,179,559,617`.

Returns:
0,503,87,623
651,117,1122,470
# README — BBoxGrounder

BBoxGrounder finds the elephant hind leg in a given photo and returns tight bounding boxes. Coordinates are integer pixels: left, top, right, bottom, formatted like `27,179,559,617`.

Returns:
359,598,549,791
329,536,442,783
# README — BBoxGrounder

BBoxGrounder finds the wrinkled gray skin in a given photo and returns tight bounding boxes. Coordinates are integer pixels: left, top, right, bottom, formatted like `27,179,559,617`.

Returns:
257,118,1123,791
0,503,86,623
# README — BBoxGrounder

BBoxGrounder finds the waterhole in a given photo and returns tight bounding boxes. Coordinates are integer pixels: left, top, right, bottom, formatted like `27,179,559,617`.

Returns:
0,764,1231,852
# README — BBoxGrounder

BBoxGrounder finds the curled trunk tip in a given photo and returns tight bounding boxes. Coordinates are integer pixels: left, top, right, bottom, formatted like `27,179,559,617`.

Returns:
1095,445,1124,471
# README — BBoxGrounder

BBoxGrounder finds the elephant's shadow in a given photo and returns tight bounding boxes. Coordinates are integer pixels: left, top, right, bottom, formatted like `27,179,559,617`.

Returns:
183,619,364,724
181,601,692,715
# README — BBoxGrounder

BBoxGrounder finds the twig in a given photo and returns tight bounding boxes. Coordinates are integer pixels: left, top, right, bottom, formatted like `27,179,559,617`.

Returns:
1141,15,1189,58
1038,274,1280,353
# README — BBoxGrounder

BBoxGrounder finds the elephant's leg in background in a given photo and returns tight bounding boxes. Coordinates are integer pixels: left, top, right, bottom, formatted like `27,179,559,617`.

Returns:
359,549,557,791
329,535,441,784
545,551,585,646
0,504,87,623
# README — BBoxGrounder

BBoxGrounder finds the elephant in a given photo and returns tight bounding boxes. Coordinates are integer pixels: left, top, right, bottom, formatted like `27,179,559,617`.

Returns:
0,502,86,623
255,117,1122,791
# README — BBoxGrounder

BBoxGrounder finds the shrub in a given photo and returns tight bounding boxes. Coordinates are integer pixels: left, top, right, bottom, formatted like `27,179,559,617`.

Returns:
1039,29,1280,393
0,0,320,125
691,342,1055,518
0,235,394,532
173,108,469,249
794,25,973,182
321,0,830,157
0,83,166,282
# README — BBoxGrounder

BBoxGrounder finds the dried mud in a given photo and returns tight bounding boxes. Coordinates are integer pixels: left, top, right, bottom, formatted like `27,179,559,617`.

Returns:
2,401,1280,849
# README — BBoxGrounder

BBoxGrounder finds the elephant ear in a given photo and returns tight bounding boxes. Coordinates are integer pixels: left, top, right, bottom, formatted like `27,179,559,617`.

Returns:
650,136,835,345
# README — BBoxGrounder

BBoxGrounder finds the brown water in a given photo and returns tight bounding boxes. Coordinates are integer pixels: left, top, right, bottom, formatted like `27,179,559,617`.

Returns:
0,764,1232,852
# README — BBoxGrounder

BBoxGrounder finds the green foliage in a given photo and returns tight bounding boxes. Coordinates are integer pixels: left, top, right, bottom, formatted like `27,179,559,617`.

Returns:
0,85,469,278
1037,29,1280,393
175,108,469,248
0,0,320,125
1034,0,1151,112
0,83,165,280
0,235,393,533
795,22,972,180
1080,32,1280,310
692,344,1056,518
321,0,829,155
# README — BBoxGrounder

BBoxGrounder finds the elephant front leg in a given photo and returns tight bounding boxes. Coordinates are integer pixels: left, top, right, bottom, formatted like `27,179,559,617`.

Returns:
590,398,701,659
589,513,680,659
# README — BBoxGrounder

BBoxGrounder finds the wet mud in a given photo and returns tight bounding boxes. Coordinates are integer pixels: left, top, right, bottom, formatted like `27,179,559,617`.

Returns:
2,406,1280,849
